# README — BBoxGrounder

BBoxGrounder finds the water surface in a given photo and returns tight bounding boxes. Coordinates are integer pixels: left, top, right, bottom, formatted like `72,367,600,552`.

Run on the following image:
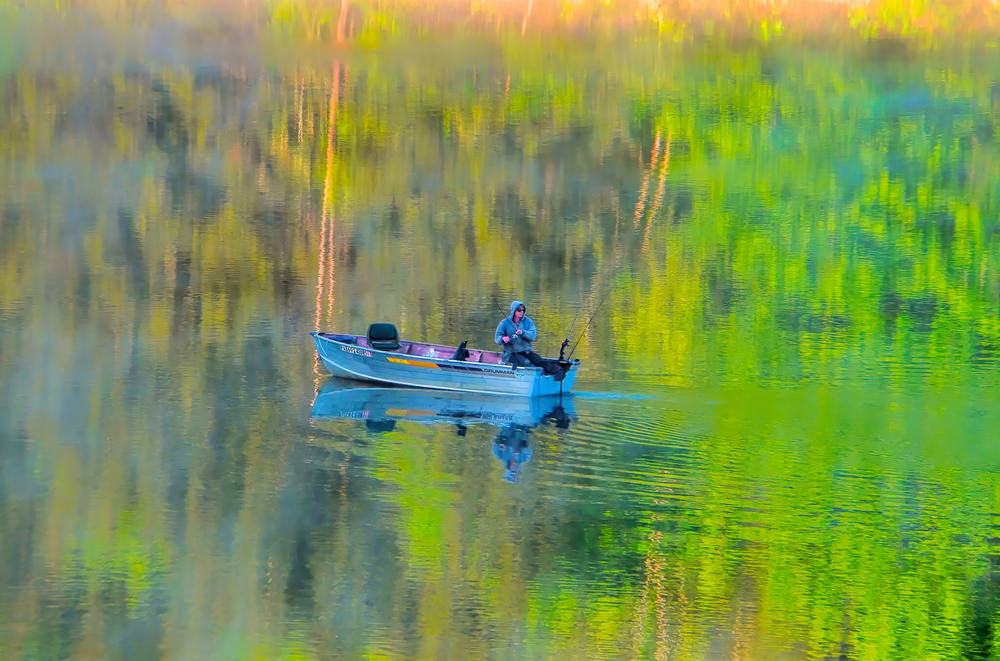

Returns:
2,4,1000,659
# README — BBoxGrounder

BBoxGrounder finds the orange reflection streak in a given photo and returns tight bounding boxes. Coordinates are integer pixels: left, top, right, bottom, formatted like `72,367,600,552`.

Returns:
322,62,342,324
312,208,323,379
654,569,669,660
630,552,653,655
651,531,670,661
314,205,327,334
731,606,750,661
296,73,304,143
336,0,348,44
630,530,669,660
634,131,662,228
644,133,671,253
522,0,533,36
314,61,342,381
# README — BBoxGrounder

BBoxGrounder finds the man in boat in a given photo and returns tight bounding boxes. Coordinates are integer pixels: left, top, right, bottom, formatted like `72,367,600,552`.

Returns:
495,300,546,368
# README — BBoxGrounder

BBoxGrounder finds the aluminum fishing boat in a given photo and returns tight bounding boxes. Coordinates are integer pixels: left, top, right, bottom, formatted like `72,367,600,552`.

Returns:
311,324,579,397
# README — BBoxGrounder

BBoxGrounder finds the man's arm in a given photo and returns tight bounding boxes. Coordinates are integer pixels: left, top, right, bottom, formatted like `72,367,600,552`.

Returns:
495,320,508,345
521,318,538,341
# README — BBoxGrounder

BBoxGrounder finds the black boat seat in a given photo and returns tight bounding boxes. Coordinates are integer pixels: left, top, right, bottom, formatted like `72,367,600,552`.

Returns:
367,323,400,351
451,340,470,361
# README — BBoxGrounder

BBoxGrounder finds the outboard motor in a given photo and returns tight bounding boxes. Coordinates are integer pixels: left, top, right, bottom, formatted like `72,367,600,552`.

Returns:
539,357,572,381
367,323,400,351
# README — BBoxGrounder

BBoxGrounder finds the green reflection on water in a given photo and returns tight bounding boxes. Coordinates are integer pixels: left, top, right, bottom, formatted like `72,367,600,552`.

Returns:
1,2,1000,659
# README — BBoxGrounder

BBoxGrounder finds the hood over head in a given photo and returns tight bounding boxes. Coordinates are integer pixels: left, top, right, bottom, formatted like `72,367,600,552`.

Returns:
509,300,525,318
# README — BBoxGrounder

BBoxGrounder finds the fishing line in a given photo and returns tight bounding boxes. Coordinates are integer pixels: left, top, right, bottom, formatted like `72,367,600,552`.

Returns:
567,282,613,359
562,209,630,359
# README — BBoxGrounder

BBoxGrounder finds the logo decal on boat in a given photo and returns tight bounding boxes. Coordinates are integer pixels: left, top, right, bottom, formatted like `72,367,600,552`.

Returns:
440,364,516,377
335,410,370,418
341,345,373,358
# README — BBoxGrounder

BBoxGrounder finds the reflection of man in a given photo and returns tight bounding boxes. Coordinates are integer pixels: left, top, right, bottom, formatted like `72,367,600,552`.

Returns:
492,425,533,483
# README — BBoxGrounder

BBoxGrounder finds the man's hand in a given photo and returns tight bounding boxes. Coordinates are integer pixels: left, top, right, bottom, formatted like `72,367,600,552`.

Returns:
502,335,510,343
515,329,523,336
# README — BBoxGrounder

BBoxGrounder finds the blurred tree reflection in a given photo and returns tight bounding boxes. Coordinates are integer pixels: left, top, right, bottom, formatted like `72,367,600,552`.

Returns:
2,1,1000,659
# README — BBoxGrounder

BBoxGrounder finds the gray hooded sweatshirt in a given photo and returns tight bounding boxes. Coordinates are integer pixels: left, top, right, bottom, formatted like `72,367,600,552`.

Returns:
495,300,538,360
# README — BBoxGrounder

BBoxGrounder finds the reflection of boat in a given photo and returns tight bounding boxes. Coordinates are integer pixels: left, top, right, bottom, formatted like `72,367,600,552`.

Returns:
310,326,580,397
311,378,575,429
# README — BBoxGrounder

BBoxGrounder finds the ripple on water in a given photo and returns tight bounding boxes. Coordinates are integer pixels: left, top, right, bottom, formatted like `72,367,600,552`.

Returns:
537,399,694,505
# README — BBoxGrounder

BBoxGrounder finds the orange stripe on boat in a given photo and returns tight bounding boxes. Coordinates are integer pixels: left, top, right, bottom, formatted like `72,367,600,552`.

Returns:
386,356,440,369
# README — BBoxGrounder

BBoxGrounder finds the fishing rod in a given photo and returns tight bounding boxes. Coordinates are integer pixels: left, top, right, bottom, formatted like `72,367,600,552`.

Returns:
559,279,607,361
560,239,625,361
559,203,633,361
566,282,613,360
558,299,589,360
561,132,668,361
561,303,586,355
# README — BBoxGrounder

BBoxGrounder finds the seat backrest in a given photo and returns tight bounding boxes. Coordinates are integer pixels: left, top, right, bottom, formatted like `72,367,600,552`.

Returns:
367,323,400,351
450,340,469,361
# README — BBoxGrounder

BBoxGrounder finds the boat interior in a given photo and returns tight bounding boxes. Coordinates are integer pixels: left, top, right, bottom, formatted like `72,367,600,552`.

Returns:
318,332,506,365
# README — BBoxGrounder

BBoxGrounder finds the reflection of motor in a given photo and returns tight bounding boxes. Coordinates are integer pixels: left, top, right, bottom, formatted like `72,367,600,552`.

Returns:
543,405,571,429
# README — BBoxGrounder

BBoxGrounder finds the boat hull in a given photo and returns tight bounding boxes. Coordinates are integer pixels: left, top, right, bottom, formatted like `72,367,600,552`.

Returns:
311,332,579,397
